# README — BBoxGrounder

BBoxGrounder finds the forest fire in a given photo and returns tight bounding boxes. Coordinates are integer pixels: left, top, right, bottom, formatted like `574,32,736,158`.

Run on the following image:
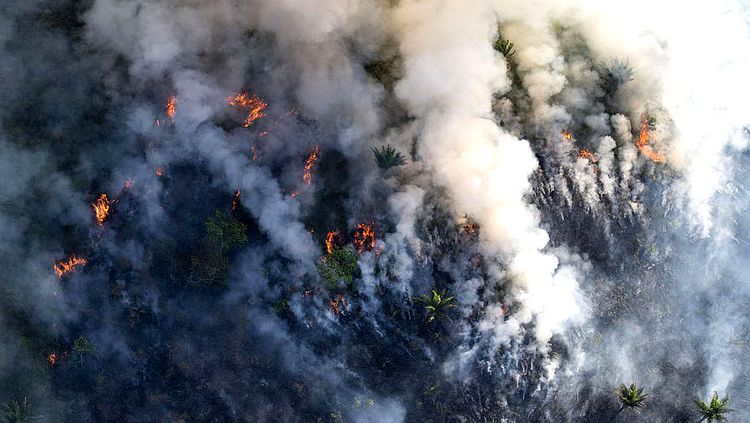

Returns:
166,95,177,122
325,231,341,254
54,256,88,278
232,190,241,211
578,149,597,162
48,352,58,366
637,116,666,163
353,223,375,253
227,92,267,127
303,146,320,185
92,193,110,225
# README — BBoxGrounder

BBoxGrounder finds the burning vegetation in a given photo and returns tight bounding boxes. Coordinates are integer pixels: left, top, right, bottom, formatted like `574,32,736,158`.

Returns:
226,92,267,127
325,231,342,254
53,256,87,278
353,223,376,253
231,190,240,211
166,95,177,122
92,193,110,226
578,148,597,162
303,146,320,185
47,352,58,367
561,130,574,141
637,115,666,163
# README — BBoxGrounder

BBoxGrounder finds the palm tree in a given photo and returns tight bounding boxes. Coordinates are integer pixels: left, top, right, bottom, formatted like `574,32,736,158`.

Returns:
372,145,406,171
696,392,732,422
493,38,515,58
1,398,33,423
617,383,648,412
416,289,455,323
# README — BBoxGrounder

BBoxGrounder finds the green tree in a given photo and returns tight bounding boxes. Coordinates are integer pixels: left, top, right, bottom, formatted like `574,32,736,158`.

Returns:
1,398,33,423
493,38,516,58
617,383,647,412
696,392,732,422
318,246,359,288
416,289,455,323
73,335,96,365
205,210,248,251
372,145,406,172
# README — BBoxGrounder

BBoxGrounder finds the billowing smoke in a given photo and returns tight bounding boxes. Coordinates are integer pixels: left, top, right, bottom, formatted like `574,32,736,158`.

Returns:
1,0,750,422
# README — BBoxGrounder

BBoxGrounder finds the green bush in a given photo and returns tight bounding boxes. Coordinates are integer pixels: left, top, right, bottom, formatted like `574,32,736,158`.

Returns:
318,247,359,288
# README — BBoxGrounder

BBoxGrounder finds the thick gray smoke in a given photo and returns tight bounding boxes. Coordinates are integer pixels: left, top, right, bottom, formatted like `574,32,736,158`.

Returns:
1,0,750,421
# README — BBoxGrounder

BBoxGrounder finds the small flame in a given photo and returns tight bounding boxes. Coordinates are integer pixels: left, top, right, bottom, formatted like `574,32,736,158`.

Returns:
166,95,177,122
123,179,134,191
353,223,375,253
92,193,110,226
329,293,347,316
460,215,480,236
325,231,340,254
578,149,597,162
637,116,666,163
54,255,87,278
227,92,267,127
48,352,58,366
155,167,165,177
303,146,320,185
232,190,241,211
561,130,574,141
290,191,299,199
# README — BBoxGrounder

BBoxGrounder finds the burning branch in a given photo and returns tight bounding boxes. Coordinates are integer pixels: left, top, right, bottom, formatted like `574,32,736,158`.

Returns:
637,115,666,163
578,149,597,162
227,92,267,127
166,95,177,122
325,231,342,254
353,223,375,253
92,193,110,226
303,146,320,185
54,255,87,278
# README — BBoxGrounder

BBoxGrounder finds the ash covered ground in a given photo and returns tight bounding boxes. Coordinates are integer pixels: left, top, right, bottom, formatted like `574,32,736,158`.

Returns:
2,1,750,422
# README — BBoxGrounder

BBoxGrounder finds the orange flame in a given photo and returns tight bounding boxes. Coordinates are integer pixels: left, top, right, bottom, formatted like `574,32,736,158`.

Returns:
92,193,110,226
303,146,320,185
166,95,177,122
637,116,666,163
48,352,58,366
54,255,87,278
561,130,573,141
325,231,340,254
353,223,375,253
227,92,267,127
329,293,347,316
232,190,241,211
578,149,597,162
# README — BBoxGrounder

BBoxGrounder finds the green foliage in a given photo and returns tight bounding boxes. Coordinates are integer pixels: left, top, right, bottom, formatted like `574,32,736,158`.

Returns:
416,289,455,323
696,392,732,422
205,210,248,252
372,145,406,171
493,38,516,58
318,246,359,288
73,335,96,364
617,383,647,411
273,298,289,314
189,211,248,287
1,398,33,423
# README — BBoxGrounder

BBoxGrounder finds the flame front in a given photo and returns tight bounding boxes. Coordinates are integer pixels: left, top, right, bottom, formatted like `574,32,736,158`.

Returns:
578,149,596,162
92,193,110,225
303,146,320,185
325,231,340,254
54,255,87,278
353,223,375,253
166,95,177,122
227,92,267,127
637,116,666,163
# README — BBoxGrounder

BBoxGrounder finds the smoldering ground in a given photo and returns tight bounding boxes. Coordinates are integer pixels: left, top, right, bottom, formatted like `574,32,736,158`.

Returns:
1,0,750,422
